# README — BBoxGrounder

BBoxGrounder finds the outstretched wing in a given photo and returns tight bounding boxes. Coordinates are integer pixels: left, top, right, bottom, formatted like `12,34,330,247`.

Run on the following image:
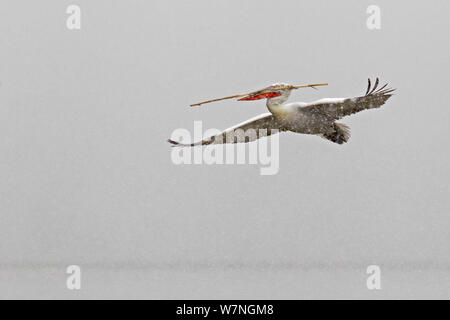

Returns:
168,113,284,147
301,78,395,120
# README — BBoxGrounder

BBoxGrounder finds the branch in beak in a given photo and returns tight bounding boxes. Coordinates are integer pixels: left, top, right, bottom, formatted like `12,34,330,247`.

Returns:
237,92,282,101
190,82,328,107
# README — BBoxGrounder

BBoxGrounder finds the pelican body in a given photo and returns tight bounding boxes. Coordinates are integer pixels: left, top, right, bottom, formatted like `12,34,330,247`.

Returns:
169,79,395,146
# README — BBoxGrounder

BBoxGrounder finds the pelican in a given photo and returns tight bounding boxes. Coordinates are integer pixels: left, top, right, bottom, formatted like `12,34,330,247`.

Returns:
168,78,395,146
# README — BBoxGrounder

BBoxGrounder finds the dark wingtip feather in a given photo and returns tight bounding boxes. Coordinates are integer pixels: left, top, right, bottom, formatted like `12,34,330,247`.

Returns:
167,138,193,147
374,83,388,93
168,138,179,145
168,138,202,147
365,78,395,96
378,88,396,95
365,78,371,96
369,77,380,95
167,138,181,147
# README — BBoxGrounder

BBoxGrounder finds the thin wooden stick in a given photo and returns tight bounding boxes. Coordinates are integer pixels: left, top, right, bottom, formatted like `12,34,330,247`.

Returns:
289,83,328,89
190,93,248,107
190,83,328,107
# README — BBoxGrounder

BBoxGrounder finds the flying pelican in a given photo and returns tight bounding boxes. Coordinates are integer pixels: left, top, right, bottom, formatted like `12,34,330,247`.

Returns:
168,78,395,146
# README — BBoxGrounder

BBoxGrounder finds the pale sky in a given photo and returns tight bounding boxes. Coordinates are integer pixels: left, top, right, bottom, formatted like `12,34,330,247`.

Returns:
0,0,449,270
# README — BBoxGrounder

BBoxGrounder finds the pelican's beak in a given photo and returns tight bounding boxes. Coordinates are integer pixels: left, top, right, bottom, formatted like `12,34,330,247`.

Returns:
237,91,282,101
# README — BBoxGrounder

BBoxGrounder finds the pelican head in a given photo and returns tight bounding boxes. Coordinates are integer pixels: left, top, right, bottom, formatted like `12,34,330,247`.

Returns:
189,82,327,107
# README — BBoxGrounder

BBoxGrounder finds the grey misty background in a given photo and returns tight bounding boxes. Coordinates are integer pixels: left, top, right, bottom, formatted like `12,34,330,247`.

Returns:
0,0,449,286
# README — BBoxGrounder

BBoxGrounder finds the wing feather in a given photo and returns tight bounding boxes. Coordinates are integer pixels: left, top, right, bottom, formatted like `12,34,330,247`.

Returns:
168,113,284,147
302,78,395,120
